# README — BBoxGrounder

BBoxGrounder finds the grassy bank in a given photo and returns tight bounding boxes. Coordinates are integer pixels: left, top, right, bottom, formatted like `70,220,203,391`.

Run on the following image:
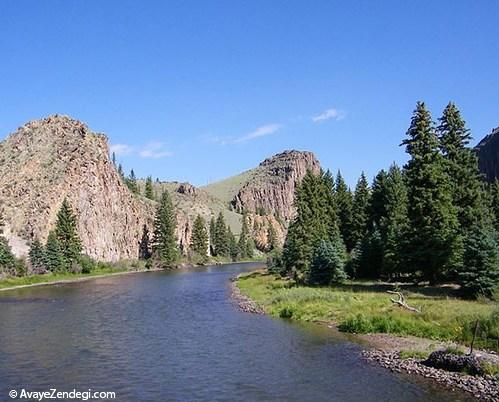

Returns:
0,258,264,291
237,271,499,352
0,263,145,290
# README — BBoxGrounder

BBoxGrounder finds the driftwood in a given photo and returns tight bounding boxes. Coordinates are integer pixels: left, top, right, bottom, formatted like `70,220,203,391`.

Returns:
387,291,421,313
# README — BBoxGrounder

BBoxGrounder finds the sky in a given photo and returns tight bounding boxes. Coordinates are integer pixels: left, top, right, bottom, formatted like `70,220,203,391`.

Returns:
1,1,498,187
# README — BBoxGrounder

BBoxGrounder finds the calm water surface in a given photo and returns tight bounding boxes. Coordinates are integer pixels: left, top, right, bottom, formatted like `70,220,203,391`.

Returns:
0,263,472,401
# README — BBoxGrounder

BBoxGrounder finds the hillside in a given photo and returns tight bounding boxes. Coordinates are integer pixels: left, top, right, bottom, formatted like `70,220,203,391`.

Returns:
0,115,321,261
475,127,499,182
0,115,155,261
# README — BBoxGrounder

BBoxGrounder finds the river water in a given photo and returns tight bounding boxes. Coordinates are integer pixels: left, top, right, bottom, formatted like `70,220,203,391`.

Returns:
0,263,472,401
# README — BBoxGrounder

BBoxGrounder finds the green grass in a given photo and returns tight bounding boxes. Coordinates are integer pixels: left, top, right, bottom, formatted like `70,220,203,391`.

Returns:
399,350,430,360
236,272,499,352
0,260,147,290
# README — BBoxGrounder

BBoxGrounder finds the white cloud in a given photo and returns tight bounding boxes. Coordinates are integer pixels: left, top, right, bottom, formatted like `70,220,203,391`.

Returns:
312,108,346,123
110,143,133,156
234,123,282,143
139,142,173,159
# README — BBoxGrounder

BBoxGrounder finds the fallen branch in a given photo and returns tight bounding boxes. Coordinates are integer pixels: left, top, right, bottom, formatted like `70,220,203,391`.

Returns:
387,291,421,313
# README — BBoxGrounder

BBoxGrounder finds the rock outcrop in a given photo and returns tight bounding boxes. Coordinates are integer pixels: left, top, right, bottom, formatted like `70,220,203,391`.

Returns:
0,115,322,260
475,127,499,182
0,115,155,261
230,150,321,222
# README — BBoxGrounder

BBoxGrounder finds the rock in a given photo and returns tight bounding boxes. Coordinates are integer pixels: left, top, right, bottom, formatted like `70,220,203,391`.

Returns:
423,350,484,376
231,150,321,223
475,126,499,182
0,115,155,261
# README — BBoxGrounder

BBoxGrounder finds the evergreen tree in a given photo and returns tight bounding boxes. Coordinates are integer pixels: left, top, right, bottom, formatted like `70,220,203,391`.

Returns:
245,237,255,259
267,223,278,251
351,172,371,248
380,164,409,278
227,227,239,261
144,176,154,200
0,237,17,275
29,239,46,273
214,212,229,257
152,191,178,266
209,216,216,256
55,198,82,269
238,213,250,259
112,151,116,166
438,102,489,233
190,215,209,260
309,237,347,285
488,180,499,232
126,169,139,194
282,170,338,279
44,231,64,272
139,224,151,260
117,163,124,178
401,102,459,283
335,171,354,250
459,224,499,299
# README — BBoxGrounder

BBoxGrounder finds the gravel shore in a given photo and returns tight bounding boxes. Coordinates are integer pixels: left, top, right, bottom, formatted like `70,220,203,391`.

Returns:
229,277,265,314
363,349,499,401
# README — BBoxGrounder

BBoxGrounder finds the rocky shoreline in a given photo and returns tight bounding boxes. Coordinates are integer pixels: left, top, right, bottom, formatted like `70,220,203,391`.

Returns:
231,275,499,401
363,349,499,401
229,277,265,314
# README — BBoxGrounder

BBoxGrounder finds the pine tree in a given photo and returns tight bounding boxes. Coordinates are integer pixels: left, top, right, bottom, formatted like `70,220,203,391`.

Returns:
152,191,178,266
29,239,46,273
209,216,216,256
227,227,239,261
401,102,459,283
139,224,151,260
44,231,64,272
380,164,409,278
335,171,354,250
351,172,371,248
282,170,337,278
117,163,124,178
238,213,250,259
214,212,229,257
459,224,499,299
245,237,254,259
267,223,278,251
112,151,116,166
488,180,499,232
190,215,209,260
144,176,154,200
126,169,139,194
55,198,82,269
309,237,347,285
438,102,489,239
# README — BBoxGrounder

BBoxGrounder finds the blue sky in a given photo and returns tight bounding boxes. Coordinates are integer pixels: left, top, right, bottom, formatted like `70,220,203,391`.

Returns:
1,1,498,187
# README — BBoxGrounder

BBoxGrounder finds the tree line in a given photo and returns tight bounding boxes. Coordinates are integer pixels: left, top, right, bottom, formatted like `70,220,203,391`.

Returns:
277,102,499,299
0,188,258,276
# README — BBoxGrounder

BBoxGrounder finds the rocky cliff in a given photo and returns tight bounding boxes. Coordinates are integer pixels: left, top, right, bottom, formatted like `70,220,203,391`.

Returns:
204,150,321,223
475,127,499,182
0,115,321,261
0,115,155,261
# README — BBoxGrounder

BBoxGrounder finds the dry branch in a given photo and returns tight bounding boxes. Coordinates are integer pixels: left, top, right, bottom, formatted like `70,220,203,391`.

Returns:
387,291,421,313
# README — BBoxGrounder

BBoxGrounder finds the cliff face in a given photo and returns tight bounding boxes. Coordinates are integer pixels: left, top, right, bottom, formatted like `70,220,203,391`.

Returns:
475,127,499,182
0,115,322,260
230,150,321,223
0,115,155,261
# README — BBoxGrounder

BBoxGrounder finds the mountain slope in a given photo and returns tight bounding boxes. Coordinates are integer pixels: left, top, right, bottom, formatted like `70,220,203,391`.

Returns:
475,127,499,182
203,150,321,222
0,115,154,261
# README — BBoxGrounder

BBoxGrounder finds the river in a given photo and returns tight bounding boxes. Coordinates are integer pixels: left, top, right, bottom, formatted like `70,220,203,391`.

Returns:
0,263,472,401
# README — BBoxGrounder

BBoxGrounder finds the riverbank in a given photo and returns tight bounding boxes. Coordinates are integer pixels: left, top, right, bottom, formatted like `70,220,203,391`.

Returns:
0,259,264,292
233,270,499,400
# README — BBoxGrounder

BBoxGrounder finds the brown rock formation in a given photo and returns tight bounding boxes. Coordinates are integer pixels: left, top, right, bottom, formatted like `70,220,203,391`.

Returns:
230,150,321,223
0,115,155,261
475,127,499,182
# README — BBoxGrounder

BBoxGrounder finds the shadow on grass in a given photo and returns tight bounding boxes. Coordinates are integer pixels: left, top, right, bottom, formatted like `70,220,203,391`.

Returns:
329,281,461,299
